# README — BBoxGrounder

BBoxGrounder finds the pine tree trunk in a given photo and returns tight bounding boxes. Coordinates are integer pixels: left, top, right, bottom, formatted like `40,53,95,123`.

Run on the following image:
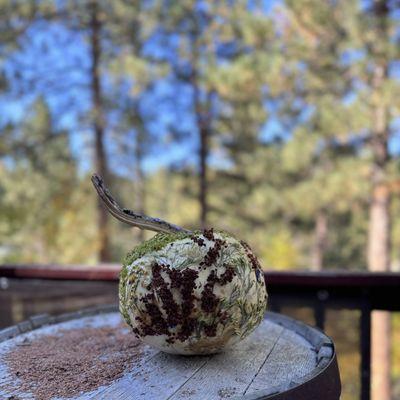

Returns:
369,158,392,400
198,114,208,230
369,178,391,400
191,39,209,230
134,130,146,242
311,210,327,271
368,2,391,399
89,0,110,262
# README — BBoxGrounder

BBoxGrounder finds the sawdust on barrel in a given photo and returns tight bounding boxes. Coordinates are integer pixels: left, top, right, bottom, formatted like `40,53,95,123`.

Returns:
2,325,143,400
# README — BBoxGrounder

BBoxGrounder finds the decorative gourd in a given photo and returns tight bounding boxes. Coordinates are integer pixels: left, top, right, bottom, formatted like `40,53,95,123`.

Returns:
92,174,267,355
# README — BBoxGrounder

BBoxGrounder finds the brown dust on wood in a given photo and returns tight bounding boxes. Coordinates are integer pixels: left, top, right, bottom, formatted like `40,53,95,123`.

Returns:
2,324,143,400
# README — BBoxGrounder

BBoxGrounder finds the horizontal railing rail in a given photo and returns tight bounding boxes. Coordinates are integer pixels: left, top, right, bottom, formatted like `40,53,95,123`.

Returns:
1,264,400,400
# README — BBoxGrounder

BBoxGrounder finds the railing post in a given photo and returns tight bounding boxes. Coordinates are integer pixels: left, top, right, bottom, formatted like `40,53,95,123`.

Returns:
314,289,329,330
268,299,281,314
314,303,325,330
360,300,371,400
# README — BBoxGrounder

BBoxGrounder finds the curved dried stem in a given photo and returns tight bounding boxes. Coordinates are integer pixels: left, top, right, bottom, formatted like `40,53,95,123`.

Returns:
91,174,192,235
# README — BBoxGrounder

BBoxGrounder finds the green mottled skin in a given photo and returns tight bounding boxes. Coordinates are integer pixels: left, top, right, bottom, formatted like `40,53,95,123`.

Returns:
119,230,232,296
121,230,232,277
120,231,191,322
119,230,267,352
121,232,189,276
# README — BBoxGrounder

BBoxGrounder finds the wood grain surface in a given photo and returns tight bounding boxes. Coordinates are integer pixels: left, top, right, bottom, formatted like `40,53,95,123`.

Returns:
0,307,340,400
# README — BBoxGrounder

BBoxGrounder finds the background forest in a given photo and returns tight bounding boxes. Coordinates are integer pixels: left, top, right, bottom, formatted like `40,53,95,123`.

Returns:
1,1,400,399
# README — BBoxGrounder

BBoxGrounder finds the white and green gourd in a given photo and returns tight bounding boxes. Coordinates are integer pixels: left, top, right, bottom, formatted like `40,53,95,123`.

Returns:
92,174,268,355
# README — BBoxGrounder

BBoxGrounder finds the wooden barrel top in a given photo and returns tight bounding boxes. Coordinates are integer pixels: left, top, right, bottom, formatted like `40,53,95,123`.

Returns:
0,306,340,400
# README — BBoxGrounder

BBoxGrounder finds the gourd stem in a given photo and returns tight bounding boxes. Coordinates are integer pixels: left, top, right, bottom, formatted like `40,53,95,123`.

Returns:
91,173,192,235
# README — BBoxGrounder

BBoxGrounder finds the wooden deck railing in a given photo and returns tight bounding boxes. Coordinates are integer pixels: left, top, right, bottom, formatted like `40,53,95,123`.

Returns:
1,264,400,400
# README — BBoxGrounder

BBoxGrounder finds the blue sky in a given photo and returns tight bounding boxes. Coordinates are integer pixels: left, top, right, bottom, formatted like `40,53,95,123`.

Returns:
1,14,286,176
1,1,400,177
0,22,196,175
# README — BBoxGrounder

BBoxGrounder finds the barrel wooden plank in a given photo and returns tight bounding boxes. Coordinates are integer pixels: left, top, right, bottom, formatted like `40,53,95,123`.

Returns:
169,321,284,400
0,307,340,400
243,328,317,397
0,312,130,400
94,352,211,400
